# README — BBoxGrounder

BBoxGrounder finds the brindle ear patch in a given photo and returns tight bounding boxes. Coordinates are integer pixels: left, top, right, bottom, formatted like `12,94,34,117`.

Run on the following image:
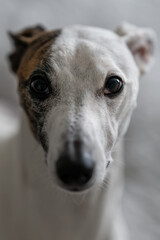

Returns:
8,25,46,73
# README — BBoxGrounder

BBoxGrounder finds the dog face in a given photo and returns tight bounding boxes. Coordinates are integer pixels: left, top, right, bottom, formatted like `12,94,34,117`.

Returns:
8,23,156,192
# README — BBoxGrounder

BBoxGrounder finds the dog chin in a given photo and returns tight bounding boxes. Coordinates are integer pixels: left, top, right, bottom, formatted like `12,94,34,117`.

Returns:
57,187,96,198
58,183,95,194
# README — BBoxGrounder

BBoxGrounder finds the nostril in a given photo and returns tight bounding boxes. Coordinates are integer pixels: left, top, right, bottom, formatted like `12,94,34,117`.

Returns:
58,172,91,186
59,172,73,185
78,173,91,185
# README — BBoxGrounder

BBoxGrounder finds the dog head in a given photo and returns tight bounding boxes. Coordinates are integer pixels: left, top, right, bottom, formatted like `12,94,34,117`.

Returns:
8,22,156,192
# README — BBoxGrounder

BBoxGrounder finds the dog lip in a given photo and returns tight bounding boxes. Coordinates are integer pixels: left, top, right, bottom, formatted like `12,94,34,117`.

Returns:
69,187,81,192
106,161,111,168
57,180,95,193
64,186,91,193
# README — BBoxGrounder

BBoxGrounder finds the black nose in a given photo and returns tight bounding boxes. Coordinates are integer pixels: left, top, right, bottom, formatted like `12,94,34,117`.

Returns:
56,140,94,190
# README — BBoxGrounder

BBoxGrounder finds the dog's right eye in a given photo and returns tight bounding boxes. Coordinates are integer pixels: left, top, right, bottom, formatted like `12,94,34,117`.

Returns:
30,76,50,99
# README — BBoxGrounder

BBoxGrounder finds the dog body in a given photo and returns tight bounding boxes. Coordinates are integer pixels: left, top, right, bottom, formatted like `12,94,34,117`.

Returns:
0,23,156,240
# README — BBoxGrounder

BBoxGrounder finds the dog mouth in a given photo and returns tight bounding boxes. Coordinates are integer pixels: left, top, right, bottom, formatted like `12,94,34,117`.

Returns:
56,179,95,193
69,188,80,192
65,187,87,192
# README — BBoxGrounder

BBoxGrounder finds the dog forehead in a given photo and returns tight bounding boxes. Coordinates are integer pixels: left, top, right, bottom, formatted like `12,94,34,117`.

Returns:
52,25,123,62
58,25,120,44
17,25,138,84
50,25,138,82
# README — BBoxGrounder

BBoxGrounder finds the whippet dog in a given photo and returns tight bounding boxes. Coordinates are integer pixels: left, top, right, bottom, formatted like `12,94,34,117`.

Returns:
0,22,156,240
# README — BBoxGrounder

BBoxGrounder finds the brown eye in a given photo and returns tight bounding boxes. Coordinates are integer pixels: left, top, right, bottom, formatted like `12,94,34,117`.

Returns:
104,76,123,97
30,76,50,99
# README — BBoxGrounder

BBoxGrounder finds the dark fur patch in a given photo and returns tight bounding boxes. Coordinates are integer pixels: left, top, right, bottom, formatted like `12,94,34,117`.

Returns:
9,27,62,151
8,25,46,73
17,30,61,80
19,72,60,152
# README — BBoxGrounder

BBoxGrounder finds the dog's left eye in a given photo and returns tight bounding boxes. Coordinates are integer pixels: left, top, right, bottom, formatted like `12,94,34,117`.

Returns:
104,76,123,97
30,77,50,98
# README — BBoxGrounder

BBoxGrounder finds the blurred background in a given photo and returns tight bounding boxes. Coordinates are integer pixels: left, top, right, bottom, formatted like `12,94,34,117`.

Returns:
0,0,160,239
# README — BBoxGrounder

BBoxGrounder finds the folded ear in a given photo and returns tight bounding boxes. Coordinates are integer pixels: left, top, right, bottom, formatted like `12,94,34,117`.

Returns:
8,25,46,74
116,22,156,75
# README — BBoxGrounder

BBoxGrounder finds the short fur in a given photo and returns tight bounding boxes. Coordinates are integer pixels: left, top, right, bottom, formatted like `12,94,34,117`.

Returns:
0,22,156,240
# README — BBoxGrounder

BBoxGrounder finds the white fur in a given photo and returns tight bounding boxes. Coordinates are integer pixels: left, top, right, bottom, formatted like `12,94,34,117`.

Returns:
0,23,156,240
46,25,139,187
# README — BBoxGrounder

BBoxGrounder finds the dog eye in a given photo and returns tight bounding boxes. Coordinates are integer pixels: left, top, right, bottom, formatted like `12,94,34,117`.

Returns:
30,77,50,98
104,76,123,97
